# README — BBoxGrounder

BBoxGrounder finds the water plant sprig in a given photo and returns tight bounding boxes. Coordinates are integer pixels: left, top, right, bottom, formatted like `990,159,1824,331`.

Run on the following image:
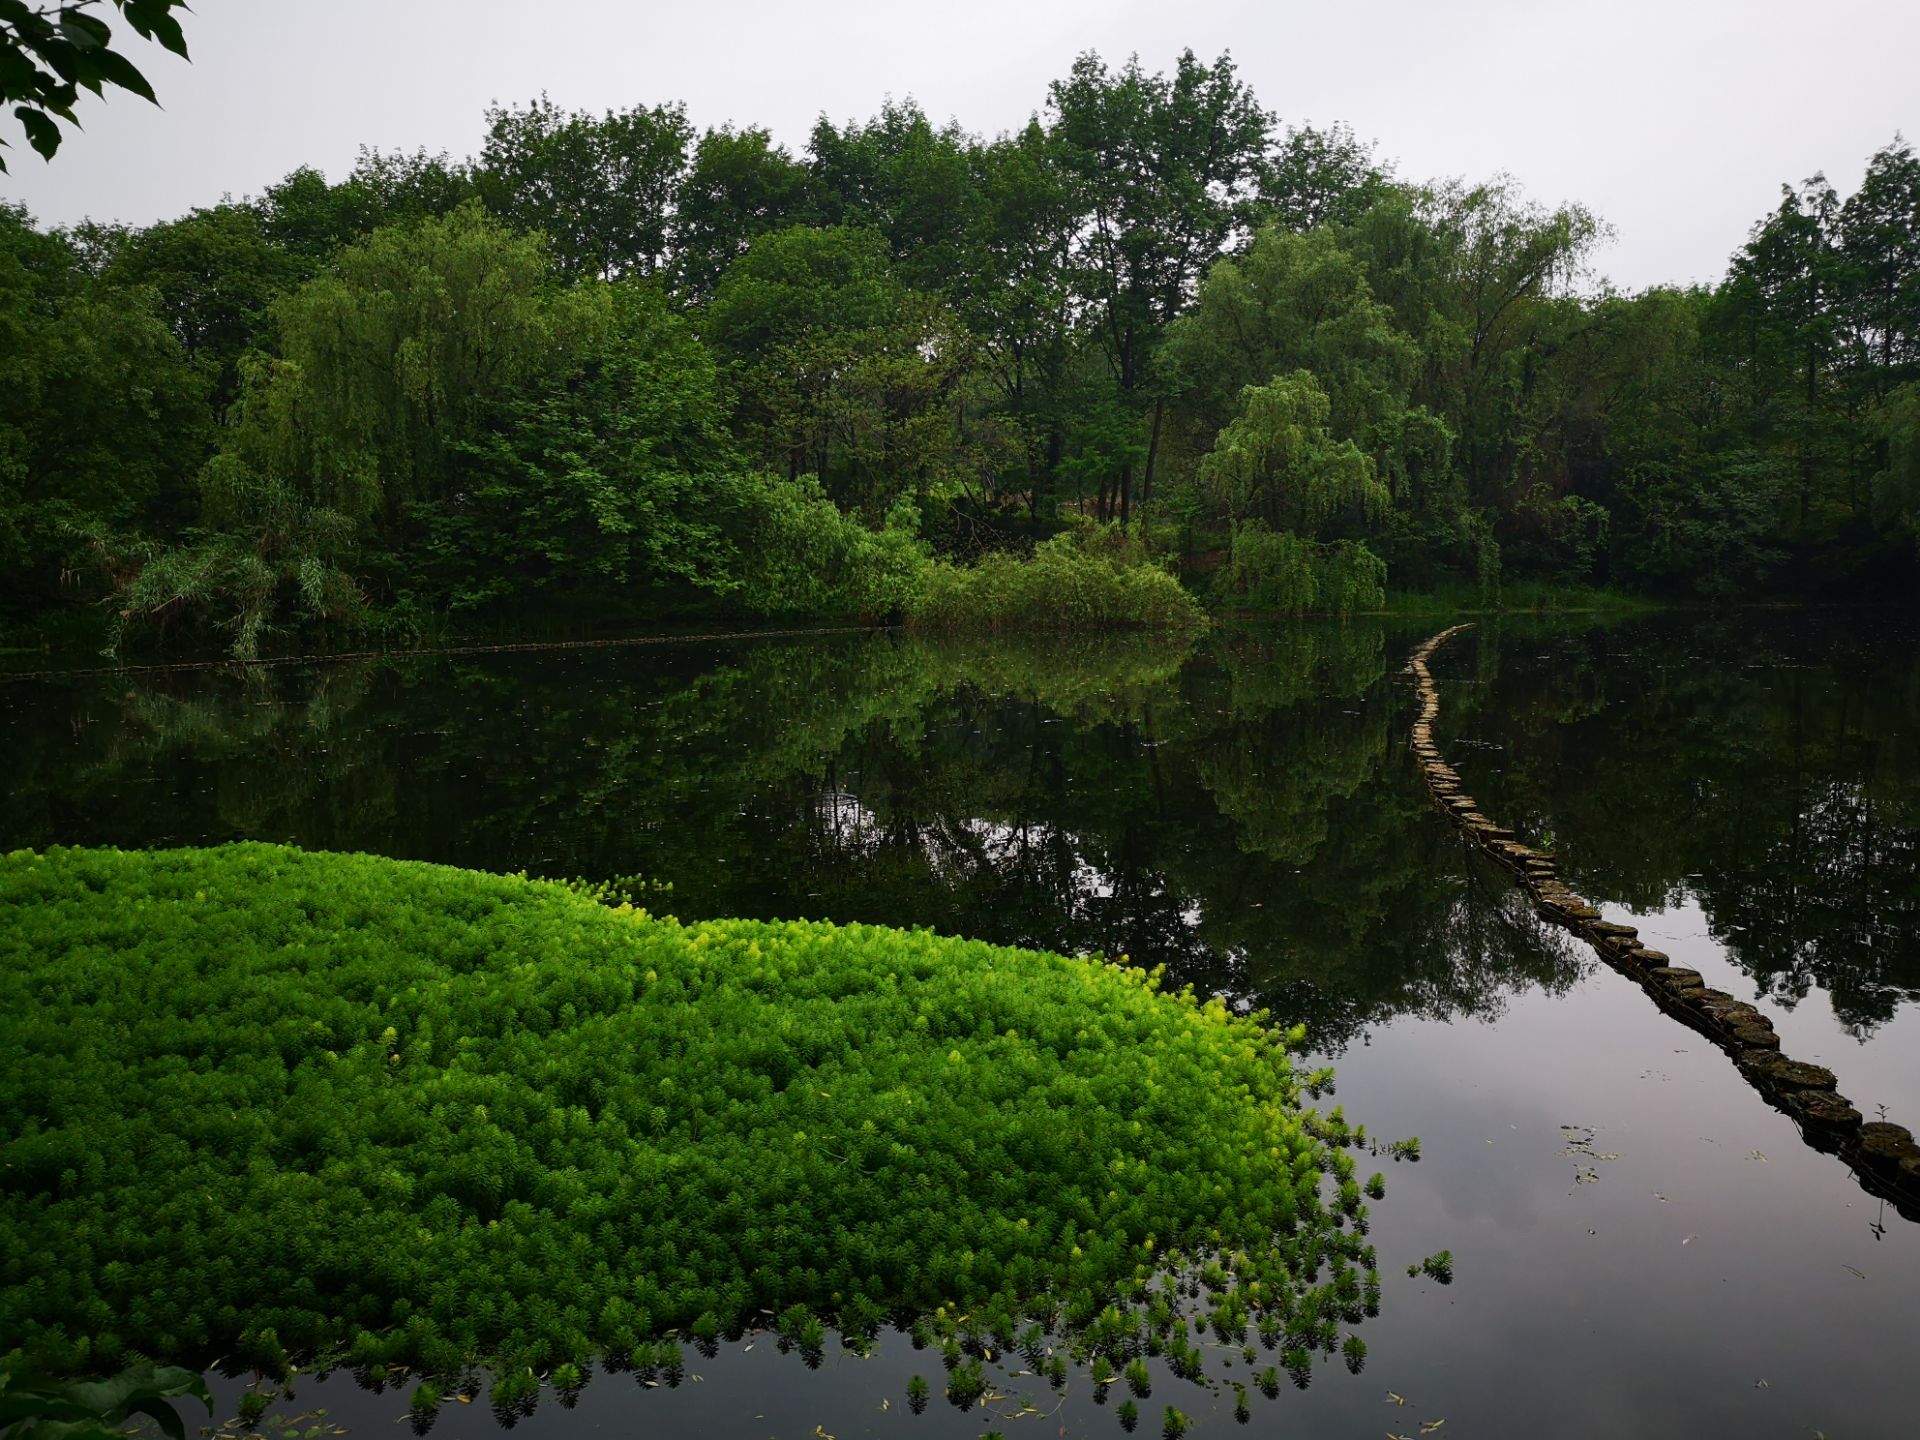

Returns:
0,843,1397,1420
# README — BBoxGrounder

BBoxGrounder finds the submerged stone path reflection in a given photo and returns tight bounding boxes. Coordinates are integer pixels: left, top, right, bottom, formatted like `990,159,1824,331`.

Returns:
1409,626,1920,1221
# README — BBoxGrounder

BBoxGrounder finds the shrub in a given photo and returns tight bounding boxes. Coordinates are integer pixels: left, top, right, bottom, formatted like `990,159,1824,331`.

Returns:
909,524,1206,631
732,483,929,620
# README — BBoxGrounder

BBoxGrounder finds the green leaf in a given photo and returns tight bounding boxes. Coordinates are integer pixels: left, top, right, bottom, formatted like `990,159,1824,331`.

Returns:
58,9,114,50
22,37,83,85
15,104,63,159
120,0,189,57
91,45,157,103
0,44,40,98
38,79,81,117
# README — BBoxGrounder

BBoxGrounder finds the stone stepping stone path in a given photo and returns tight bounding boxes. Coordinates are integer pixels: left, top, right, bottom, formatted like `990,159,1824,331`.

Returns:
1410,625,1920,1220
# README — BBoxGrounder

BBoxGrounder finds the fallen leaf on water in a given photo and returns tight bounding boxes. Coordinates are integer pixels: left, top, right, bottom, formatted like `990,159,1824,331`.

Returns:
1682,1234,1699,1245
1386,1391,1409,1406
1755,1379,1770,1390
1842,1264,1867,1280
1653,1192,1669,1203
1421,1421,1447,1435
1748,1150,1768,1162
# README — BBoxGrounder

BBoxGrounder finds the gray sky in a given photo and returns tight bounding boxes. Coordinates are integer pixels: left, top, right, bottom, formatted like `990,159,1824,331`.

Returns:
4,0,1915,292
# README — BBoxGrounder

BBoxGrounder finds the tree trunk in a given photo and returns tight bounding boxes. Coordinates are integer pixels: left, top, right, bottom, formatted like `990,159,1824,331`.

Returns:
1142,398,1166,511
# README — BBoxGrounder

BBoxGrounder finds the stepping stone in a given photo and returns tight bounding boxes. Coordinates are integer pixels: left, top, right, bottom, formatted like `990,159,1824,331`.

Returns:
1748,1054,1839,1091
1784,1090,1862,1129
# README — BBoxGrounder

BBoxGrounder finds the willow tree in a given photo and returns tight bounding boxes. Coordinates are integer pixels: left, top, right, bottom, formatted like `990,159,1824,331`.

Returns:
110,204,583,656
1164,226,1450,503
1199,372,1390,613
235,201,571,527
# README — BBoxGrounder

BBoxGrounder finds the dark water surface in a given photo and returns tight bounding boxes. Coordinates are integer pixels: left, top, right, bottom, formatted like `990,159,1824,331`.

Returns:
4,612,1917,1438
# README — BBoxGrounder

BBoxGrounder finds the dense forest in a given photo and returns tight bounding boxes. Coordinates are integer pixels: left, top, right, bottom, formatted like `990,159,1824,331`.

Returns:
3,52,1918,656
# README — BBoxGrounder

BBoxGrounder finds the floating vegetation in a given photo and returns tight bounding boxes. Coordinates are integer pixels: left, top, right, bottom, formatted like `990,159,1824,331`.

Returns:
1,843,1386,1413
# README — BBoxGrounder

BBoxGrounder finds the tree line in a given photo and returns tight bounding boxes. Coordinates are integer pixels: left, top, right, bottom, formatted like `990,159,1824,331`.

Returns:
2,52,1917,654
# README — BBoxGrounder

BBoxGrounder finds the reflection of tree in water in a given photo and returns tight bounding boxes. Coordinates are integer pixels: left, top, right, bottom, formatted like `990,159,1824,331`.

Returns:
1,622,1590,1050
1446,613,1920,1035
2,661,399,844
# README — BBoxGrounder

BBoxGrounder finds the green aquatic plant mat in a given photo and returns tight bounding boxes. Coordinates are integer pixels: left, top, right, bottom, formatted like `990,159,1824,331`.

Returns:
0,844,1380,1379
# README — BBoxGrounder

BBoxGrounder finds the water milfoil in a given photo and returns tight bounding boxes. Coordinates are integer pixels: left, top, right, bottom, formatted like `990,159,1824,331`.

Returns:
1,842,1390,1413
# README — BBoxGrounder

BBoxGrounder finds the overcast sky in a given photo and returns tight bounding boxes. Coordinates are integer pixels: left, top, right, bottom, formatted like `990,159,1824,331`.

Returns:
4,0,1915,292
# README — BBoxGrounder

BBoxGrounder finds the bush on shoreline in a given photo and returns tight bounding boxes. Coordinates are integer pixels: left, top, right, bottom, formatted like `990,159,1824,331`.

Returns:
909,526,1207,631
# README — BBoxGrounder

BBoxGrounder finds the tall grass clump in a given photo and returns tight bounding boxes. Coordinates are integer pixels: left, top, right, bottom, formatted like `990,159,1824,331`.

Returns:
1,843,1380,1396
910,525,1206,631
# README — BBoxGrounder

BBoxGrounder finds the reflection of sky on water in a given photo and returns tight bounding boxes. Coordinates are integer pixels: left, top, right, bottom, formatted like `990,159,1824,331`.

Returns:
1328,968,1920,1440
1616,894,1920,1129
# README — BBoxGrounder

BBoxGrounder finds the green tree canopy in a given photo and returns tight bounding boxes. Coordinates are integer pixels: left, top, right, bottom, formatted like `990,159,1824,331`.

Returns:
670,125,815,299
478,94,692,282
0,203,208,613
703,224,973,517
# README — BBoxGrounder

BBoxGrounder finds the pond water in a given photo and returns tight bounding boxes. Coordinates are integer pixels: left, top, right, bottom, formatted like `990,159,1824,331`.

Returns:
3,611,1916,1438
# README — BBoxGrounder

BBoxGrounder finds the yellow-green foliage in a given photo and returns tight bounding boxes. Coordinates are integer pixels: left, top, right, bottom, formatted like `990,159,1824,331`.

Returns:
0,844,1376,1382
910,528,1206,631
1212,524,1387,616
